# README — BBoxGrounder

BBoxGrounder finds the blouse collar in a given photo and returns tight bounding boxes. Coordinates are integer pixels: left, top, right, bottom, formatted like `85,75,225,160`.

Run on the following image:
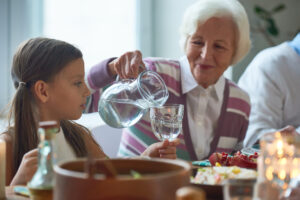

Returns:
179,56,225,101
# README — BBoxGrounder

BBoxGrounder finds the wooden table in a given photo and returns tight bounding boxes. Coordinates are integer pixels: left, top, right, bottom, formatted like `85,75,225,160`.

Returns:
5,187,29,200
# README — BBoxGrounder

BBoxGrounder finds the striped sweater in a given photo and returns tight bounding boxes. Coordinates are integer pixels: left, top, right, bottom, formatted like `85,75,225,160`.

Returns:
86,57,250,161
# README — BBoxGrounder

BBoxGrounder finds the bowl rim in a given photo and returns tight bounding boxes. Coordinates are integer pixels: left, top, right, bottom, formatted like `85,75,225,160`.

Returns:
54,158,191,181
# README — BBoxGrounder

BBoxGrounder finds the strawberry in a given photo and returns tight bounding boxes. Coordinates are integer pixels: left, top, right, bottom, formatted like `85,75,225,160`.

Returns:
230,151,257,169
209,152,229,166
208,151,258,169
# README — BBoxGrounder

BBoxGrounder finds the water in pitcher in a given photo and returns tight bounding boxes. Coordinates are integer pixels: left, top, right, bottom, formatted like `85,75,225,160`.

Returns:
151,118,182,141
98,70,169,128
99,99,148,128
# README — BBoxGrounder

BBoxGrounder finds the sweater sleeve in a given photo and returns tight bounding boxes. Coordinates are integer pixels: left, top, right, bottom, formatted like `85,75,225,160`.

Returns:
85,57,116,113
86,57,116,92
238,51,283,147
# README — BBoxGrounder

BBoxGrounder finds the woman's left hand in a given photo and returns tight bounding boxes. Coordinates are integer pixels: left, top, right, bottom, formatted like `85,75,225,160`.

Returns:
141,139,180,159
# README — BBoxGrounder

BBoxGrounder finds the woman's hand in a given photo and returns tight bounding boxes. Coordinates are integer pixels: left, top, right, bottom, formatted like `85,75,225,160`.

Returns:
108,50,145,79
10,148,38,186
141,139,180,159
278,125,298,136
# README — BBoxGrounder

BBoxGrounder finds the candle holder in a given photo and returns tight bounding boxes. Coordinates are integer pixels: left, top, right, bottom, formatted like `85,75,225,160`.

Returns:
258,132,300,198
0,139,6,200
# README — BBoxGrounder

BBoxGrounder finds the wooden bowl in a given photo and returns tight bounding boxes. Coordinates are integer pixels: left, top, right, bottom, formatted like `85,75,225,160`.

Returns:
54,158,191,200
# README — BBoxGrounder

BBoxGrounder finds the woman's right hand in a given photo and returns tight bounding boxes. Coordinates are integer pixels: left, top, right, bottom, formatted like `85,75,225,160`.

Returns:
108,50,145,79
10,148,38,186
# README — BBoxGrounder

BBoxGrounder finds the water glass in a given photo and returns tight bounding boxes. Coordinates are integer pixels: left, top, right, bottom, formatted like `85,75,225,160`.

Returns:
223,178,256,200
258,132,300,199
150,104,184,141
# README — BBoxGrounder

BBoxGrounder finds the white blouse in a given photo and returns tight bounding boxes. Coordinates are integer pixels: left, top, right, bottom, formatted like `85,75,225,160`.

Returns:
179,56,225,160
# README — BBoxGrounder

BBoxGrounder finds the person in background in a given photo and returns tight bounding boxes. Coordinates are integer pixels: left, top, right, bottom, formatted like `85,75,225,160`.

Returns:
85,0,251,161
238,32,300,147
0,37,178,186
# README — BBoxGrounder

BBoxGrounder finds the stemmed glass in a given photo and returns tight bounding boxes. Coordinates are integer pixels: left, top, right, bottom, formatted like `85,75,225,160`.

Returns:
150,104,184,141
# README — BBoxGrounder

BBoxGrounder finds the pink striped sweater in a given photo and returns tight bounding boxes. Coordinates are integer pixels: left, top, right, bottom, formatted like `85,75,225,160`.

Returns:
86,57,250,161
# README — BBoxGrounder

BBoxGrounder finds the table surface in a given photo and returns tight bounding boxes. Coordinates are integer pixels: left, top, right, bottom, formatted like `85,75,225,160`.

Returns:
5,187,29,200
5,184,222,200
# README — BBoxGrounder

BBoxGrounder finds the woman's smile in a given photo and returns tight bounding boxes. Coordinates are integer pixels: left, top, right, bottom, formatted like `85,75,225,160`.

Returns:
197,64,214,70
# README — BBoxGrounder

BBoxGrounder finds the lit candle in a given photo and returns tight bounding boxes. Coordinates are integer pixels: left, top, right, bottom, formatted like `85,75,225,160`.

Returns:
0,139,5,199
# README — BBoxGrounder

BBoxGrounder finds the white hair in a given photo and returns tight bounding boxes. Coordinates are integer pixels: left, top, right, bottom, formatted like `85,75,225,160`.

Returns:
179,0,251,65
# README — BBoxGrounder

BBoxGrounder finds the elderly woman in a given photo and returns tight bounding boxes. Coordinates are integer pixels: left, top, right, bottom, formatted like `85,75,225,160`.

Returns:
85,0,251,161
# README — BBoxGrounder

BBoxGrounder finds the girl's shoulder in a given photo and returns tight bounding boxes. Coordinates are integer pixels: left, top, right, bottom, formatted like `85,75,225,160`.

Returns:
82,132,108,159
70,122,108,159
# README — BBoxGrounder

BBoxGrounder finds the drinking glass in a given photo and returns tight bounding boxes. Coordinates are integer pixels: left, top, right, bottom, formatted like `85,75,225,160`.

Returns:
150,104,184,141
259,132,300,199
223,178,256,200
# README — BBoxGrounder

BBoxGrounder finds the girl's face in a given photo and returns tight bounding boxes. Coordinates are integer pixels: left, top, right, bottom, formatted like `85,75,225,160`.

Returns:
45,58,90,121
185,17,236,88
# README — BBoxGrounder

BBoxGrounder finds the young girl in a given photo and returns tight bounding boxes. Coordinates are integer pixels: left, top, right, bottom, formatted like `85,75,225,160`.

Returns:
0,37,179,186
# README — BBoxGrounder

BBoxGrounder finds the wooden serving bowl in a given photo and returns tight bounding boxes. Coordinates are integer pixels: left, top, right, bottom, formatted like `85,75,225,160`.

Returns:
54,158,191,200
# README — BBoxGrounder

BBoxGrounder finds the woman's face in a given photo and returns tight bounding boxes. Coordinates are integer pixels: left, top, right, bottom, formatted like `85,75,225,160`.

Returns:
186,17,236,88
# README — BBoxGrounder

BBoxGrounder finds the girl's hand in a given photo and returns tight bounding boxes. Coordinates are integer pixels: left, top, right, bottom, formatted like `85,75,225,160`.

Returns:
108,50,145,79
10,148,38,186
141,139,180,159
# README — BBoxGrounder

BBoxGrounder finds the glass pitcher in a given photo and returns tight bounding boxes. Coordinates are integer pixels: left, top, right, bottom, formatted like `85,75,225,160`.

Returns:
98,70,169,128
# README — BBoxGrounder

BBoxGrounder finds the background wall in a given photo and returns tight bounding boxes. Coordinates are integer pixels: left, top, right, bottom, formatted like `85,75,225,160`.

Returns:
0,0,43,112
236,0,300,82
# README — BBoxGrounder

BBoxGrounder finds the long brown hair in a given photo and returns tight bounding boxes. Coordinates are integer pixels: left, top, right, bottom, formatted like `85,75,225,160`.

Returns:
9,37,89,174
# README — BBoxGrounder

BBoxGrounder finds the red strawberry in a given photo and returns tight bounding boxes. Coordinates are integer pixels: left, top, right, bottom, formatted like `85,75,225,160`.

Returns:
209,152,229,166
208,151,258,169
230,152,257,169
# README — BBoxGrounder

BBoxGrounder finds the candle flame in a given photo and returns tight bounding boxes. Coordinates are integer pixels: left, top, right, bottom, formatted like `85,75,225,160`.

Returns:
277,139,284,157
293,158,299,165
265,158,271,165
291,169,300,178
279,170,286,180
279,158,287,165
266,167,274,181
275,131,281,138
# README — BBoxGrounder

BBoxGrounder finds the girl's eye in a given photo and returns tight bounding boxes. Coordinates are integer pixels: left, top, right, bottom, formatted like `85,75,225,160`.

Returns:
75,81,82,87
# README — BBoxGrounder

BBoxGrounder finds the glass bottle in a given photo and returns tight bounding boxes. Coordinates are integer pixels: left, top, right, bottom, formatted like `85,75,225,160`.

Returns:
28,121,58,200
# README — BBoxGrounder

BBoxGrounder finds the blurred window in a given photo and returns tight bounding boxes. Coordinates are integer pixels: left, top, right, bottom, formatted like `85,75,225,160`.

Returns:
43,0,137,72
